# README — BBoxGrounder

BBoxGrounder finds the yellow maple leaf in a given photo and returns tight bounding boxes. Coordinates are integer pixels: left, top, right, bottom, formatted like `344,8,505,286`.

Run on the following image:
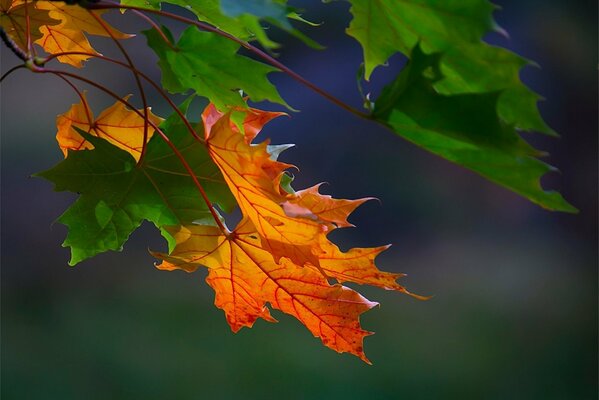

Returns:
0,0,58,51
153,218,378,363
35,2,133,67
56,92,163,161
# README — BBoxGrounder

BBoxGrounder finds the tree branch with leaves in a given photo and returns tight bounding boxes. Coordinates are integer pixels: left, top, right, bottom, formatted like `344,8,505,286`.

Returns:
0,0,575,363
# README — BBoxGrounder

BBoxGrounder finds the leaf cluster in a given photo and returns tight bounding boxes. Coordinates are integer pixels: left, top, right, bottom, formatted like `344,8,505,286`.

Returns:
0,0,575,362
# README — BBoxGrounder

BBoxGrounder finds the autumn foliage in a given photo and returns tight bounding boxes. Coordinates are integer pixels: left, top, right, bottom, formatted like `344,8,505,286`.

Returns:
0,0,573,362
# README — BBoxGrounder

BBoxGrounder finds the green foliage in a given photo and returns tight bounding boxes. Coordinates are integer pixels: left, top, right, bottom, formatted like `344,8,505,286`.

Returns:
143,25,288,111
342,0,574,211
1,0,578,363
373,46,575,212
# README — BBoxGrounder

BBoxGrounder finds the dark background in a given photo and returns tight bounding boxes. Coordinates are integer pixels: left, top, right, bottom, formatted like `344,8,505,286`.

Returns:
1,0,597,398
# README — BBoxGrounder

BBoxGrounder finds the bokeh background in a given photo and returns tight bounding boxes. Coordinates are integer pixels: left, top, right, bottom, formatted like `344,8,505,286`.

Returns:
1,0,597,398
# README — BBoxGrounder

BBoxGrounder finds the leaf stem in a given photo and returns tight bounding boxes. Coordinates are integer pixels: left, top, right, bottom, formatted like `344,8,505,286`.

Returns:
39,67,229,235
0,64,26,82
90,1,372,120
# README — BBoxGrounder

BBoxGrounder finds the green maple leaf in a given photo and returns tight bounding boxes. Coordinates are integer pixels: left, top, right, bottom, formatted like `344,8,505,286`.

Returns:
373,46,576,212
144,25,288,111
36,101,236,265
123,0,319,49
346,0,553,135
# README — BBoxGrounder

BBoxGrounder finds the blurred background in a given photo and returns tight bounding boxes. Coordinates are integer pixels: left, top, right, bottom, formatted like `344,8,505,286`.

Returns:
1,0,596,398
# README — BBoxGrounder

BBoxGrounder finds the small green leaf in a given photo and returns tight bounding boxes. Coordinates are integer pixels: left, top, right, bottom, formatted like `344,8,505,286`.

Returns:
144,25,288,111
374,46,576,213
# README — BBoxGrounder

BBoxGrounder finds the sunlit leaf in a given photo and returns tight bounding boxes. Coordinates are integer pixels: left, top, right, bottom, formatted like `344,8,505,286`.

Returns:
55,93,163,161
144,25,288,111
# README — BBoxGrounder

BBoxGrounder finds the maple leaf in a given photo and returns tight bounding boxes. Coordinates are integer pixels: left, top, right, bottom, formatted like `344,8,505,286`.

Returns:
143,25,288,111
339,0,575,211
203,104,425,294
37,99,235,264
346,0,553,135
203,103,324,267
0,0,59,51
152,218,379,363
373,46,576,212
35,2,133,67
55,93,163,161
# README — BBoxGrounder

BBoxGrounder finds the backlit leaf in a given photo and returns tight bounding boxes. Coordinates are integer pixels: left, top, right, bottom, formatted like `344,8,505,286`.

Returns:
202,104,423,295
153,218,379,363
36,2,133,67
55,93,163,161
0,0,59,50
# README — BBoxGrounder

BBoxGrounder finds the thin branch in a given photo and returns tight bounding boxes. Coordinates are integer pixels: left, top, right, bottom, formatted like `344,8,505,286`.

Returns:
49,73,95,133
90,1,372,120
0,64,26,83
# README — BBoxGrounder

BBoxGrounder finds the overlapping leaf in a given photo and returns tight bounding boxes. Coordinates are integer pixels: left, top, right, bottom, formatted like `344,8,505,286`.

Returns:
342,0,574,211
37,100,235,264
146,104,422,361
36,1,133,67
144,25,287,111
55,93,163,161
0,0,132,66
202,104,423,294
153,218,378,363
0,0,59,50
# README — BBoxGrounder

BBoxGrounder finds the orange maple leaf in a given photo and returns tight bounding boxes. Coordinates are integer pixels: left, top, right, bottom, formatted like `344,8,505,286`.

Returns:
0,0,58,50
35,2,133,67
56,92,163,161
203,104,325,267
202,104,425,297
153,218,378,363
151,104,424,361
